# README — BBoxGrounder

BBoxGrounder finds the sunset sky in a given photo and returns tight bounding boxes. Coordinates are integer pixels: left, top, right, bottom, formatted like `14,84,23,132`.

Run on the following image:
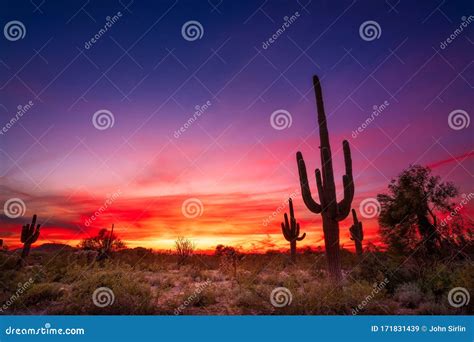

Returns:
1,0,472,252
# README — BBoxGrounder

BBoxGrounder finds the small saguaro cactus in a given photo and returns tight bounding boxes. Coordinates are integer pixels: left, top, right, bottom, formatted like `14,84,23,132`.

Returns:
296,75,354,282
350,209,364,256
281,198,306,262
19,214,41,266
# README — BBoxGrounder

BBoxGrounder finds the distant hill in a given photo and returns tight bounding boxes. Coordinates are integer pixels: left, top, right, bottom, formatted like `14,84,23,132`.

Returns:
32,243,76,253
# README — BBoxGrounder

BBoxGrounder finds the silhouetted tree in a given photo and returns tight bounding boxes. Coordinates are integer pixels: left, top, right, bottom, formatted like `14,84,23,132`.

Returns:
78,225,125,260
377,165,458,254
175,237,195,265
215,245,244,277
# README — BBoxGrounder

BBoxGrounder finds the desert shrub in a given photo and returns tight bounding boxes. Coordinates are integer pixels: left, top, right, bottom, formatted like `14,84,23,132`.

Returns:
191,288,218,308
55,265,154,314
417,301,450,315
175,237,195,265
235,287,268,314
394,282,424,308
350,252,390,283
15,283,64,308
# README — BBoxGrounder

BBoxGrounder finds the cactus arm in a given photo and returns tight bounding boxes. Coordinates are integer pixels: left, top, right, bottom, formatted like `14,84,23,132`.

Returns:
296,232,306,241
315,169,325,208
31,225,40,243
351,209,358,224
281,217,291,241
297,152,322,213
30,214,37,230
336,141,354,221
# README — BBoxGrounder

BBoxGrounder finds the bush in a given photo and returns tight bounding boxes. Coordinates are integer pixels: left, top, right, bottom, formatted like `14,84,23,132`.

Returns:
16,283,64,307
394,282,424,308
54,265,155,314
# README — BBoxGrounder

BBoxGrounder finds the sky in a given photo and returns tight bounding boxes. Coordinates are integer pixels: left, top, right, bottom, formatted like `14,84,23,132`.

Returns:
0,0,473,252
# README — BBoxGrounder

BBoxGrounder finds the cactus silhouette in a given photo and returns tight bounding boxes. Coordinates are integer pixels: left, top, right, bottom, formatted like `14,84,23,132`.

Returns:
281,198,306,262
18,214,41,266
296,75,354,282
350,209,363,256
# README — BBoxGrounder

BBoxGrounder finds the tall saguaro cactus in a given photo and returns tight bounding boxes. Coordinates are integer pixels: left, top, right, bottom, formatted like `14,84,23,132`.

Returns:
19,214,41,266
281,198,306,262
350,209,364,256
296,75,354,282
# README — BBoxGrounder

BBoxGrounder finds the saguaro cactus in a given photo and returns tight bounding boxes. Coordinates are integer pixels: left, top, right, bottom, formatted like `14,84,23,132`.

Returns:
19,214,41,266
281,198,306,262
350,209,363,256
296,75,354,282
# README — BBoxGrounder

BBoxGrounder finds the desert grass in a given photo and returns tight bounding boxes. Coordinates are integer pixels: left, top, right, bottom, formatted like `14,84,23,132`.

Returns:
0,249,471,315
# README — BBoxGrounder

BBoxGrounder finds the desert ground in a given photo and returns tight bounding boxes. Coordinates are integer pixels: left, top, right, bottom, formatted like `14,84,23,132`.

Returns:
0,246,471,315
